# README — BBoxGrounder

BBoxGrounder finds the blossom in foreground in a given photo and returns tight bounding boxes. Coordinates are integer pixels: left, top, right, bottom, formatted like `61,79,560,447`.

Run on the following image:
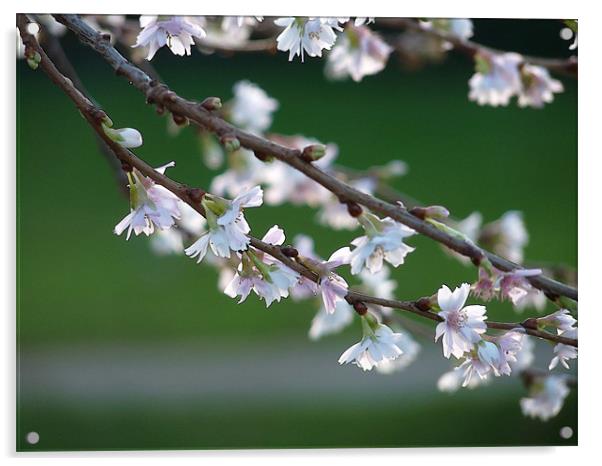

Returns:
497,268,542,305
347,214,416,275
229,81,279,134
274,17,342,61
469,52,522,107
520,375,570,421
317,249,351,314
549,328,578,370
338,316,405,371
134,15,206,60
325,25,392,82
114,162,181,239
185,186,263,261
435,283,487,359
457,344,497,386
493,330,527,375
309,300,354,340
518,64,564,108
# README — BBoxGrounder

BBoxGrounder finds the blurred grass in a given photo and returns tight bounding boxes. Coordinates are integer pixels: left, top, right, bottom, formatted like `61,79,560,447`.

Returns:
17,18,577,450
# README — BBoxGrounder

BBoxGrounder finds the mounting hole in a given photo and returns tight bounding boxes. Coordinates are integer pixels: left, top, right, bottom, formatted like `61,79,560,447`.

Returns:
26,431,39,445
560,426,573,439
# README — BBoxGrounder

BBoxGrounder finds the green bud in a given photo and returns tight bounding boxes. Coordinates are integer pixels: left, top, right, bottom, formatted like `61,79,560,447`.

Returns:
221,135,240,153
301,144,327,162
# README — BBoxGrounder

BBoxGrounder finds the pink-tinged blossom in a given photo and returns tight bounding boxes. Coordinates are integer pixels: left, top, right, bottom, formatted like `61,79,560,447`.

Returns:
456,346,495,387
518,64,564,109
338,319,405,371
114,162,181,240
520,375,570,421
435,283,487,359
134,15,206,60
549,328,578,370
230,81,279,134
347,214,416,275
274,17,343,61
325,25,392,82
469,52,522,107
223,225,299,307
498,268,542,303
185,186,263,261
493,330,526,375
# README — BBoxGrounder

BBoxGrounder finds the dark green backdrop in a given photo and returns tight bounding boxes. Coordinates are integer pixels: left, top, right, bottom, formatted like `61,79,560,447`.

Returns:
17,18,577,450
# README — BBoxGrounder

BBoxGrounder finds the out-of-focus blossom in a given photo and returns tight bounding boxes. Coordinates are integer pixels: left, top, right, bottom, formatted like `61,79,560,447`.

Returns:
114,162,181,239
435,283,487,359
229,80,279,134
347,214,416,275
317,178,375,230
325,25,392,82
221,16,263,31
437,366,488,392
510,334,535,372
263,135,338,206
481,210,529,264
375,330,420,374
354,18,375,26
134,15,206,60
469,52,522,107
521,374,570,421
210,149,265,199
274,17,343,61
518,64,564,108
338,318,405,371
309,300,354,340
498,268,542,304
423,18,474,45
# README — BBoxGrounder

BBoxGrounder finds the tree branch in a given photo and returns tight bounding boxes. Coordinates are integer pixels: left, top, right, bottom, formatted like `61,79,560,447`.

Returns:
18,14,576,349
53,14,578,303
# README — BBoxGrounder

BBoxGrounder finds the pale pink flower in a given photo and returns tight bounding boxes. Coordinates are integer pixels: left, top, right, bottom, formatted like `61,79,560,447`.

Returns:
469,52,522,107
518,64,564,108
549,328,578,370
134,15,206,60
435,283,487,359
521,375,570,421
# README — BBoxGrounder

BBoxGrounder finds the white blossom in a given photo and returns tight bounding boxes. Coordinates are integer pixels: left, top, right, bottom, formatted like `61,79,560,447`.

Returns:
338,319,404,371
317,249,350,314
230,81,279,133
309,300,354,340
221,16,263,31
469,52,522,107
325,25,392,82
185,186,263,261
549,328,578,370
520,375,570,421
457,346,496,386
423,18,474,45
518,64,564,108
114,162,181,239
482,210,529,264
435,283,487,359
274,17,342,62
510,334,535,372
134,15,206,60
354,17,375,26
347,214,416,275
493,330,526,375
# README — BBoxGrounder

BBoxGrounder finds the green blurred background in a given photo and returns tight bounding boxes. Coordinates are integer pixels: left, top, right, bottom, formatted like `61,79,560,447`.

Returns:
17,18,577,450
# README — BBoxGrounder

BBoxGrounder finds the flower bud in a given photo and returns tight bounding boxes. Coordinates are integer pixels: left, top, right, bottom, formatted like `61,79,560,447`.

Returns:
301,144,326,162
353,301,368,315
281,246,299,258
103,124,143,148
346,201,363,218
410,205,450,220
171,113,189,127
200,97,222,111
221,135,240,152
26,51,41,70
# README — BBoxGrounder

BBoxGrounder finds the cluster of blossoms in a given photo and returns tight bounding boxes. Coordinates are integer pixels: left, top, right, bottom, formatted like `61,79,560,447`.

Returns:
85,17,578,422
469,52,564,108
